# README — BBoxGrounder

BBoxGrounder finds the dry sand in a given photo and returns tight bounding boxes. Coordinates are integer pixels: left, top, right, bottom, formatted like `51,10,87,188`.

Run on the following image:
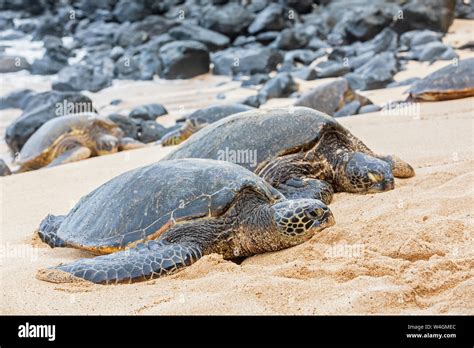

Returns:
0,20,473,315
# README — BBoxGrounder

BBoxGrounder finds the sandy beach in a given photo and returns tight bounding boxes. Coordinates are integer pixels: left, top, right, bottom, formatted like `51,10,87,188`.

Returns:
1,20,473,315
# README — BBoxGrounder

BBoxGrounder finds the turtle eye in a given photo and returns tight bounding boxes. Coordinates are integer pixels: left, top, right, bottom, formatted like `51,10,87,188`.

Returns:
305,207,324,219
368,172,383,183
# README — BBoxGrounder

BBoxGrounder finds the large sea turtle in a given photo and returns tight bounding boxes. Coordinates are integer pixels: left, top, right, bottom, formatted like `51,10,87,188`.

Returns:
160,104,253,146
16,113,144,172
37,159,334,284
407,58,474,101
164,107,415,203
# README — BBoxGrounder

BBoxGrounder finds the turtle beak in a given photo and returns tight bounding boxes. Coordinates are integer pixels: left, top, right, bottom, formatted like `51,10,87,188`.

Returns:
311,209,335,231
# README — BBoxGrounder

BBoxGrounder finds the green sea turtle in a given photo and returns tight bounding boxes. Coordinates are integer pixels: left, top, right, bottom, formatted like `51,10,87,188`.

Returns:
37,159,334,284
161,103,253,146
407,58,474,101
164,107,415,203
16,113,144,172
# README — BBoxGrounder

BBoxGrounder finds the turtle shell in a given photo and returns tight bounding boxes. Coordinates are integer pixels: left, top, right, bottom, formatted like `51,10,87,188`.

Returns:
165,107,346,172
186,103,254,125
408,58,474,101
18,113,118,163
56,159,283,251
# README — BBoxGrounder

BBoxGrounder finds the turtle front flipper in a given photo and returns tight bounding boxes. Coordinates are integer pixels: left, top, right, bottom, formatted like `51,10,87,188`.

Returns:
44,240,203,284
377,155,415,178
118,137,146,151
278,178,334,205
38,214,67,248
47,146,91,168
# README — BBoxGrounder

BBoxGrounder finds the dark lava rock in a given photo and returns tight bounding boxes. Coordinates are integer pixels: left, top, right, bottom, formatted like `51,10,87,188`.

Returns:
291,67,318,81
248,3,288,34
129,103,168,121
345,6,397,42
233,35,258,46
0,89,34,110
159,40,210,79
169,23,230,51
114,16,176,48
0,55,30,73
294,78,372,115
31,36,69,75
255,31,280,45
358,104,382,114
0,159,11,176
400,30,443,49
455,0,474,19
409,41,457,61
138,120,168,143
344,73,367,91
354,52,398,90
333,100,361,117
241,73,270,87
115,43,162,80
5,91,94,152
259,72,298,100
284,49,324,65
185,103,254,125
273,28,310,50
0,29,25,40
283,0,314,14
392,0,456,33
241,94,265,108
212,46,282,76
113,0,150,23
307,37,331,50
200,3,254,39
315,60,351,78
107,113,140,139
74,21,121,47
32,13,65,40
53,62,114,92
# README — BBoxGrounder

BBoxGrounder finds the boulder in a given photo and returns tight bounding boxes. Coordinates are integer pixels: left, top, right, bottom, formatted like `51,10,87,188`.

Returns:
200,3,254,38
294,78,372,115
0,55,30,73
392,0,456,33
169,23,230,51
0,89,34,110
159,40,210,79
212,46,282,76
129,103,168,121
53,61,114,92
138,120,168,143
248,3,288,34
259,72,298,100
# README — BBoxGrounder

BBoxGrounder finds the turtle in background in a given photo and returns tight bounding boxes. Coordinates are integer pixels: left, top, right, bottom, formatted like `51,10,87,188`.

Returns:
165,107,415,204
16,113,145,172
36,159,334,284
407,58,474,101
160,104,253,146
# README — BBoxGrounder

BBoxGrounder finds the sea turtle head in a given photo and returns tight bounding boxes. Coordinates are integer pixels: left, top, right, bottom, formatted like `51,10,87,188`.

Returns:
341,152,394,193
272,199,335,240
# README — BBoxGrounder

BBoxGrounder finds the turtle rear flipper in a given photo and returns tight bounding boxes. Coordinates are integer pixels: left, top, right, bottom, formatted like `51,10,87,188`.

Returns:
46,146,91,168
45,240,203,284
38,214,67,248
